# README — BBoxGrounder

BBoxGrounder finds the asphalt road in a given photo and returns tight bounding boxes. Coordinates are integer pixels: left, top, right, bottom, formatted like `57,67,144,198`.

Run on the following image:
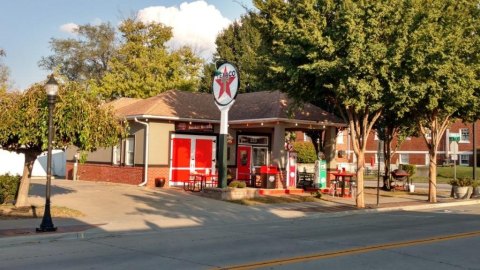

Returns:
1,204,479,270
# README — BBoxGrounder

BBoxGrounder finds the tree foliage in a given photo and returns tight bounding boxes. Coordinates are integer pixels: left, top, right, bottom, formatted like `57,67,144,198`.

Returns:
92,19,203,100
255,0,409,207
254,0,480,204
401,0,480,202
39,23,116,83
0,81,127,206
0,48,10,92
201,14,271,93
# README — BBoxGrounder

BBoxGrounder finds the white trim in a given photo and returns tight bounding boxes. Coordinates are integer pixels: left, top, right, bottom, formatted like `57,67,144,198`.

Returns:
125,115,220,123
229,118,347,127
124,115,347,128
365,150,431,154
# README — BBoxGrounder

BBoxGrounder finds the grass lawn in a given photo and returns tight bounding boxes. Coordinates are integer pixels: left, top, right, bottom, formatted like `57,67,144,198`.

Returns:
366,166,480,184
0,204,83,220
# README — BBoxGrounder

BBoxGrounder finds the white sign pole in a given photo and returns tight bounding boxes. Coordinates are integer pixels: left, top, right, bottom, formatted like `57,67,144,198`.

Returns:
212,62,239,188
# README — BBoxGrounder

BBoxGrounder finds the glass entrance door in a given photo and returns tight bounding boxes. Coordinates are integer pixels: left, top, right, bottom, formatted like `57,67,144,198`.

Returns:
252,147,268,168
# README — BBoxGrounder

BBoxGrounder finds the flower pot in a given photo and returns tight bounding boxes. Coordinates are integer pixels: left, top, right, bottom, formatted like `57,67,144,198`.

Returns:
453,186,470,199
472,187,480,198
155,177,166,188
408,184,415,193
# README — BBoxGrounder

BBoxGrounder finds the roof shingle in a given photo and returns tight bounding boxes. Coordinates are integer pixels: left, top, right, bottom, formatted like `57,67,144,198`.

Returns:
109,90,344,125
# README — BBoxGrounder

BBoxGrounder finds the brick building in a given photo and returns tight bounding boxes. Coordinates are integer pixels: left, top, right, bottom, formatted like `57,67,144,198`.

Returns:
299,120,480,170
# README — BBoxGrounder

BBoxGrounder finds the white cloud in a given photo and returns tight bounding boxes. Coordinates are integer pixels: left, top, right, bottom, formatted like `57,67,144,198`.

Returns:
137,1,231,60
59,23,79,34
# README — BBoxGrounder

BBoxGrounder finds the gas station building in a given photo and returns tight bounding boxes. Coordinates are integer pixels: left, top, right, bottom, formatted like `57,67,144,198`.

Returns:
66,90,346,189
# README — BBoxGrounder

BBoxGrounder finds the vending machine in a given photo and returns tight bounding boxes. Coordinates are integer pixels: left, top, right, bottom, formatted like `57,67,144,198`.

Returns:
286,151,298,187
314,152,327,189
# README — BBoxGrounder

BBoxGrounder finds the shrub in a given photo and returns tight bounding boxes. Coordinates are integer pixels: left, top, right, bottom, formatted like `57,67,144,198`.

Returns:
293,141,317,163
228,180,247,188
0,174,20,204
448,177,473,187
471,180,479,188
228,180,240,188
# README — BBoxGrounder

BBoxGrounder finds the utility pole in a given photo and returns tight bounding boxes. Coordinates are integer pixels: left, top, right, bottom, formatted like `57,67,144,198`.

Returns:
474,121,477,180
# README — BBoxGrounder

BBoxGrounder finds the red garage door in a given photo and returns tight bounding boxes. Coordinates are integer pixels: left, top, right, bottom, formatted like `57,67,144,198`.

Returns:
169,134,216,185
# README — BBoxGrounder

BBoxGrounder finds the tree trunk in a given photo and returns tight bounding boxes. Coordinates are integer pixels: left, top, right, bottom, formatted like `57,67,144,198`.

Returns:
428,150,437,203
356,152,365,208
15,152,37,207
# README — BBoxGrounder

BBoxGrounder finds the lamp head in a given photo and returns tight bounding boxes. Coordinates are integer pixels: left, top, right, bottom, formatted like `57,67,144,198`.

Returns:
45,75,59,97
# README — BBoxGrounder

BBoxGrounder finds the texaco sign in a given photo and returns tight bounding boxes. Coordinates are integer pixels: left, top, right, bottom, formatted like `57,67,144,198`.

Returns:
212,63,239,106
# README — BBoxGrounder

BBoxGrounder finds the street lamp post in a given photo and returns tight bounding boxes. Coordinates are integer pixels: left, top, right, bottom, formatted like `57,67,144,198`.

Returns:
37,75,58,232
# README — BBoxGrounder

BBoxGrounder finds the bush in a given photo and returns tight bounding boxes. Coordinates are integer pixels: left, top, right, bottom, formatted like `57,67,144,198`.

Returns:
401,164,416,177
293,141,317,163
0,174,20,204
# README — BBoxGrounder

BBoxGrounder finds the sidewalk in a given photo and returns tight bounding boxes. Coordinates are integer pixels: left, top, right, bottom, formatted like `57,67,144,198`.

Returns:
1,179,479,244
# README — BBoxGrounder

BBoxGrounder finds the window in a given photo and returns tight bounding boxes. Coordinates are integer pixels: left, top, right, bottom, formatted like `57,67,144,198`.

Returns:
460,128,470,143
112,144,121,165
252,147,268,167
460,154,470,166
399,154,409,164
125,137,135,166
336,131,344,144
238,135,268,146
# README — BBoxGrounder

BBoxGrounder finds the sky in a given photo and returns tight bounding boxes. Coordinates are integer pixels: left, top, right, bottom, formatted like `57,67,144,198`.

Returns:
0,0,253,90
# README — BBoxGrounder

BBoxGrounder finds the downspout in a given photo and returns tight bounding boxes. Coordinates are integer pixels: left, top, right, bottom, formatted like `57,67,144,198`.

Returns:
135,118,149,187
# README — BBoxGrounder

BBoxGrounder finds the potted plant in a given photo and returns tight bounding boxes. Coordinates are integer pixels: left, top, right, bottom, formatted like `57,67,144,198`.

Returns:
448,177,473,199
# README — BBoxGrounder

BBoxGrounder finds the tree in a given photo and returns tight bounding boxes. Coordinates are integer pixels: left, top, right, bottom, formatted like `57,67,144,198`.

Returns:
375,112,417,189
93,19,203,100
402,0,480,202
255,0,410,207
203,13,271,93
0,48,11,92
38,23,116,83
0,81,127,206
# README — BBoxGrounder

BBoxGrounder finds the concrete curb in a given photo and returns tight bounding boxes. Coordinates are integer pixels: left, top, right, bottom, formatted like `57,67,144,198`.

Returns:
316,199,480,218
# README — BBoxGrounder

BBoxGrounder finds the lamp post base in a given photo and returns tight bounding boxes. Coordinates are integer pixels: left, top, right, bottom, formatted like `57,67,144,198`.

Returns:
36,203,57,233
36,226,57,233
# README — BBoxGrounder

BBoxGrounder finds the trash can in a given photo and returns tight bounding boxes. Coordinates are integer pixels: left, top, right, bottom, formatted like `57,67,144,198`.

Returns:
260,166,278,189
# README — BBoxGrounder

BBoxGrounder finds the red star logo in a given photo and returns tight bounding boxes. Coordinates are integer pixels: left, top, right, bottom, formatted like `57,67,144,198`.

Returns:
215,67,235,99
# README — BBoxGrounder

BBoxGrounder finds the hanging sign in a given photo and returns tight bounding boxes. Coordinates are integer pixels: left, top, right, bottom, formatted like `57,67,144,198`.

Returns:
213,63,239,106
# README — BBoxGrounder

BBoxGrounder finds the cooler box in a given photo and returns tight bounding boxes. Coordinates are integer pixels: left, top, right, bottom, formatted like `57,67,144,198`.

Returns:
260,165,278,189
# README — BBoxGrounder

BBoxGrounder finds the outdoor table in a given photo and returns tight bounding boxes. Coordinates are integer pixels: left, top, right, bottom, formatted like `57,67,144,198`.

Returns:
185,173,218,192
331,171,355,197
